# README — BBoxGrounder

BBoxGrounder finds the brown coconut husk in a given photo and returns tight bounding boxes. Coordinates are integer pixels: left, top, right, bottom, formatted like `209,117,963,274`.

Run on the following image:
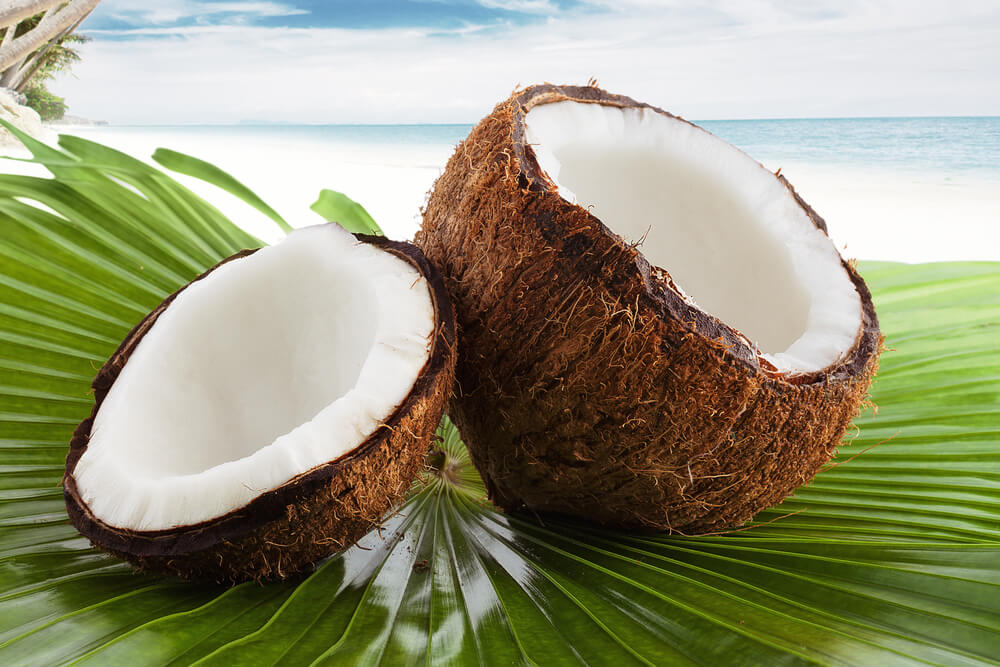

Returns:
63,231,457,583
416,84,880,534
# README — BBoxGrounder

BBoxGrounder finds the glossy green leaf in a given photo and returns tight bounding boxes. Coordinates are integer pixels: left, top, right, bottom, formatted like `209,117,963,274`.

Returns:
152,147,293,235
310,188,384,236
0,133,998,665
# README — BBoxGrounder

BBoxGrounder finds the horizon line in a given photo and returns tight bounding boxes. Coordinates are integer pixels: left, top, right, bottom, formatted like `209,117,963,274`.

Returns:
50,114,1000,128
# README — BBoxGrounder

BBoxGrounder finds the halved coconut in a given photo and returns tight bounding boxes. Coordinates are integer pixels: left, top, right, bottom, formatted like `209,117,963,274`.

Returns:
417,84,880,533
64,224,456,582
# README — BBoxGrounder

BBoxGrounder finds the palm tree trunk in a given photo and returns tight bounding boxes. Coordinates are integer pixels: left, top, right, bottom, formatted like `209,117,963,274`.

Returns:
0,0,65,30
0,0,100,78
9,14,85,91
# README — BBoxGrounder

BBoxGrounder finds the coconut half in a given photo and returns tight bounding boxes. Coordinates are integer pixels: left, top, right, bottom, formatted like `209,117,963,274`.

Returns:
417,84,880,533
64,224,456,582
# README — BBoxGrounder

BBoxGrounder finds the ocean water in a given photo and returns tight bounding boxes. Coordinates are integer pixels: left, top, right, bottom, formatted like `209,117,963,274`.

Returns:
701,116,1000,178
81,116,1000,175
30,117,1000,261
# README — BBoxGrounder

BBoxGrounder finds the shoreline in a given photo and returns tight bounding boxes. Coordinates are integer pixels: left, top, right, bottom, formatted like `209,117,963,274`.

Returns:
11,123,1000,263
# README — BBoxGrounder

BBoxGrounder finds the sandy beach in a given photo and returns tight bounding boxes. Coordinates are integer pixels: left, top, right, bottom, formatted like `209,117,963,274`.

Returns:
7,122,999,263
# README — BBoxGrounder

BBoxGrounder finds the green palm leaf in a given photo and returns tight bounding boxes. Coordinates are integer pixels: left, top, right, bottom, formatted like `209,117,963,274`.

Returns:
0,126,997,666
310,188,384,236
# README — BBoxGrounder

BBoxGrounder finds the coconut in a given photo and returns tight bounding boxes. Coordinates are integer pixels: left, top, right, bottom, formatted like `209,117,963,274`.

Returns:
63,224,456,582
416,84,880,533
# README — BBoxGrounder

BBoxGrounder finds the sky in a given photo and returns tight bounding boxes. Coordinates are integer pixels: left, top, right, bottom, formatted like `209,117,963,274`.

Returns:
48,0,1000,124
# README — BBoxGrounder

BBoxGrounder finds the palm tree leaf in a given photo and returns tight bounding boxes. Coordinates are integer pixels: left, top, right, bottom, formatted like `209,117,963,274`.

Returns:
310,188,384,236
152,147,293,235
0,134,997,665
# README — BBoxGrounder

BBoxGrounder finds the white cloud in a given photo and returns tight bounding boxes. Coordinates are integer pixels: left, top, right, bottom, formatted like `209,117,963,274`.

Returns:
98,0,308,26
53,0,1000,123
476,0,557,13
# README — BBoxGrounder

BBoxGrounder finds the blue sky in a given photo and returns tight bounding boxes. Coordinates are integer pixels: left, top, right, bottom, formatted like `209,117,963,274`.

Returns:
51,0,1000,123
84,1,590,32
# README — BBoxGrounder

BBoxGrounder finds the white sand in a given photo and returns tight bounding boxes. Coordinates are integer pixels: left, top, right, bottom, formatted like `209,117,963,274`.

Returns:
7,126,999,263
41,127,454,245
768,162,999,263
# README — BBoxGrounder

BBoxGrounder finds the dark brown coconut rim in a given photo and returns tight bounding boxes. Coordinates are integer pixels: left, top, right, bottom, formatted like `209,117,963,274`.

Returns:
510,83,880,385
63,228,456,560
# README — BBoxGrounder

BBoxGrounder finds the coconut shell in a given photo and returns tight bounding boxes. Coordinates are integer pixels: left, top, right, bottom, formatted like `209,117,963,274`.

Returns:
416,84,880,534
63,232,457,583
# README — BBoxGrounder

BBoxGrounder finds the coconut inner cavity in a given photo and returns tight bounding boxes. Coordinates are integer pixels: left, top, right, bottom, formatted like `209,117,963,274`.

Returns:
73,224,435,531
524,100,862,374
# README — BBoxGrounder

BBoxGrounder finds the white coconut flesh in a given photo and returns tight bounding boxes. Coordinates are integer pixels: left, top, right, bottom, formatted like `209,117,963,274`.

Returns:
524,101,863,374
73,224,435,531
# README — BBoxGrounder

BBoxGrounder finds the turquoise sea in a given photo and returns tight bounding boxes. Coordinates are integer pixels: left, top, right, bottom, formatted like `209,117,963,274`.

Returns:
87,116,1000,176
701,116,1000,177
